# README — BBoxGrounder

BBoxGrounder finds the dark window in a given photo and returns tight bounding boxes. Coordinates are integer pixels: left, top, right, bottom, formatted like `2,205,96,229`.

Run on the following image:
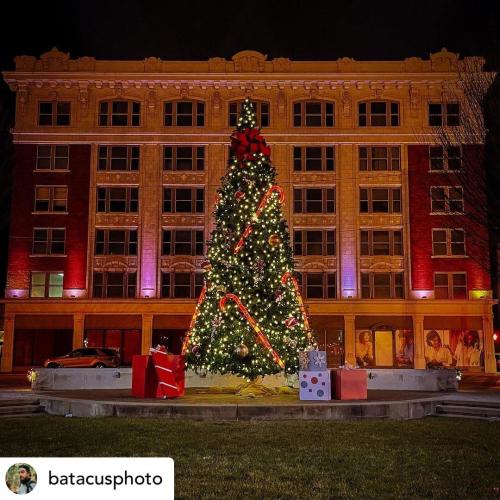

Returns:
434,272,467,299
36,145,69,170
359,146,400,171
162,188,204,213
163,146,205,171
98,146,140,171
359,187,401,213
34,186,68,212
93,272,137,298
162,229,204,255
99,101,140,126
95,229,137,256
38,102,71,126
164,101,205,126
96,187,138,213
429,102,460,126
293,188,335,213
294,230,335,256
32,228,66,255
429,146,462,171
293,101,335,127
293,146,335,171
360,230,403,256
229,101,270,127
430,186,464,213
361,272,404,299
160,272,203,298
296,272,336,299
432,229,465,256
358,101,399,127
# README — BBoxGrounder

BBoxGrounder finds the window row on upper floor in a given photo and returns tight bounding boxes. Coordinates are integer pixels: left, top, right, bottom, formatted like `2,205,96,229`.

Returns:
36,99,461,128
32,185,465,215
30,225,467,259
33,144,465,173
28,269,470,300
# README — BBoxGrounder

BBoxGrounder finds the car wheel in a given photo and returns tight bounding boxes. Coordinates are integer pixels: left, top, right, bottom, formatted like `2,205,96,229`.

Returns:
94,363,106,368
47,363,60,369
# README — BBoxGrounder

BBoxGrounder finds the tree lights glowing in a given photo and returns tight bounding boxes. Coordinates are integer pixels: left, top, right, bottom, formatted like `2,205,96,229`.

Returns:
185,99,312,379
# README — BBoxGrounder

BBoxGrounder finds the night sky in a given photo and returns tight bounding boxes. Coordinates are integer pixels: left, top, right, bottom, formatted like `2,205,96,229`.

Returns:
0,0,499,69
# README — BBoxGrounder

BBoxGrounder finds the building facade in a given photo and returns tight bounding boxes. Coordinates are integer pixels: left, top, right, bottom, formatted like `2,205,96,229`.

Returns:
1,48,496,373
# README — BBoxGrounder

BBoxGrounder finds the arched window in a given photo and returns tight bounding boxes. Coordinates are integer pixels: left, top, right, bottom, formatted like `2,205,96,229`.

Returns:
164,100,205,126
293,100,335,127
99,100,141,126
358,101,399,127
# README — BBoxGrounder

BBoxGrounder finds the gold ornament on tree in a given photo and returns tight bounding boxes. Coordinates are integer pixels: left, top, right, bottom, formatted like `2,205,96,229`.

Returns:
268,234,281,247
235,344,249,359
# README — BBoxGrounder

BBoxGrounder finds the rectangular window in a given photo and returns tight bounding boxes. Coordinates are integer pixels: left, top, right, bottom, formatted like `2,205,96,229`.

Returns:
432,228,466,256
293,101,335,127
162,187,204,213
359,187,401,213
429,146,461,171
38,102,71,126
163,146,205,171
99,101,140,126
32,228,66,255
229,101,269,127
361,272,404,299
30,271,64,298
429,102,460,127
93,272,137,298
430,186,464,213
34,186,68,212
358,101,399,127
162,229,204,255
96,187,138,213
434,272,467,299
359,146,400,171
160,272,204,298
36,145,69,170
360,230,403,256
94,229,137,256
293,146,335,171
296,272,336,299
294,230,335,256
293,188,335,214
164,101,205,127
98,146,140,171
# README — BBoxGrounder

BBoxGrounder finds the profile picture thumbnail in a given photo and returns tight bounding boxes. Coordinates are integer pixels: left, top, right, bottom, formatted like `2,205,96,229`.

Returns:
5,463,37,495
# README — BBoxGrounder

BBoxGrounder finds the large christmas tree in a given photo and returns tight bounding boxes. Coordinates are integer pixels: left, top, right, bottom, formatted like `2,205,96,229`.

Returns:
184,99,312,380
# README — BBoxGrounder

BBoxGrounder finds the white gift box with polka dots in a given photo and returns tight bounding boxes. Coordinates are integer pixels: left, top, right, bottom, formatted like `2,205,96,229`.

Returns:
298,370,331,400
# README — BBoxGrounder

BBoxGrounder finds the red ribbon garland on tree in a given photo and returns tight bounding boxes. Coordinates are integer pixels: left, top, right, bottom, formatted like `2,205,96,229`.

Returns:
230,127,271,161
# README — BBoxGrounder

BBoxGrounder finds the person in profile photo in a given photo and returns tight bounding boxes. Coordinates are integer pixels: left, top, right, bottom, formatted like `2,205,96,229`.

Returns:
16,464,36,495
355,330,374,367
425,330,452,368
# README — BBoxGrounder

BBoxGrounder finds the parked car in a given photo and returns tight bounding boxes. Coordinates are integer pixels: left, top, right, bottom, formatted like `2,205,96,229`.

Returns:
44,348,120,368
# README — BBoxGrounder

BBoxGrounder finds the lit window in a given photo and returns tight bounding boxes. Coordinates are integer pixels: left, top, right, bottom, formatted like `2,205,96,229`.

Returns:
30,271,64,298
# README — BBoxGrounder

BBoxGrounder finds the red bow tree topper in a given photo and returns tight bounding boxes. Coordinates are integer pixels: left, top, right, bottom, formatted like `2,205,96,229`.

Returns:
230,127,271,161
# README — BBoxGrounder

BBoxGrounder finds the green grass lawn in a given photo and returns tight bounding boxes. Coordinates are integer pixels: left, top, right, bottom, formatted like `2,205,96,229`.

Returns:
0,416,498,499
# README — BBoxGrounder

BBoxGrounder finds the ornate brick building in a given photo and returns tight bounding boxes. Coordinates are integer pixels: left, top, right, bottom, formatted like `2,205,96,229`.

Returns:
1,48,496,373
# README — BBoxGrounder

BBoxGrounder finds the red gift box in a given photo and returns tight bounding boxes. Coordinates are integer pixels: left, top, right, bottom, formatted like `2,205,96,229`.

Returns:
131,355,158,398
331,369,367,400
132,350,185,399
150,348,185,399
